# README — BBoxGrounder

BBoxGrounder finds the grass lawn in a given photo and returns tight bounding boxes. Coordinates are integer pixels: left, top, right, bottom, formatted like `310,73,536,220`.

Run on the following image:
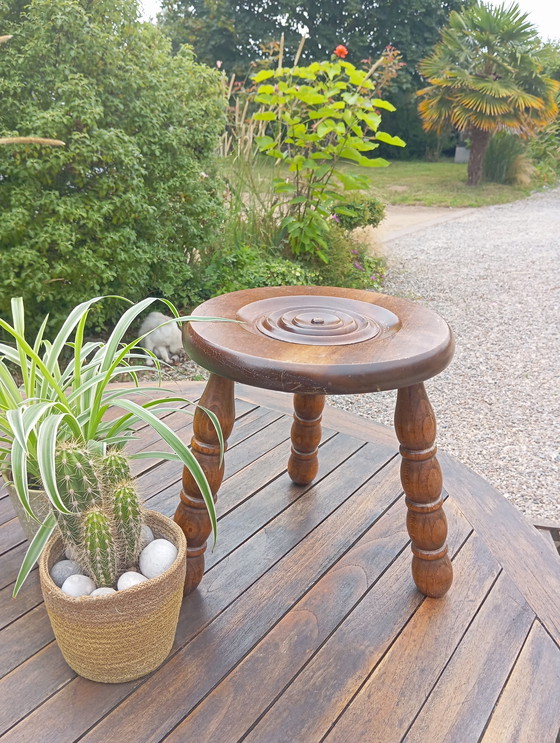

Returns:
356,158,535,208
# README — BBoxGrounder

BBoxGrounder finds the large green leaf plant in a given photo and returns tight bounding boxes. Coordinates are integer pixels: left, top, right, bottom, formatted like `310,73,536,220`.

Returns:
0,296,224,595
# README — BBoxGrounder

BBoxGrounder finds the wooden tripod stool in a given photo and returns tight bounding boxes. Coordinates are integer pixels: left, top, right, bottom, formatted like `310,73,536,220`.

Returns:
175,286,455,598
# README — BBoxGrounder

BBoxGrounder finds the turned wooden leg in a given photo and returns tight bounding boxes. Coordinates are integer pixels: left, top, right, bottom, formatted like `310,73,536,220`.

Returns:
287,394,325,486
394,383,453,598
174,374,235,594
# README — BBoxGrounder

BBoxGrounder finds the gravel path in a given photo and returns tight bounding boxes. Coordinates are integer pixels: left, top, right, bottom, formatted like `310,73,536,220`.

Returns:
330,187,560,523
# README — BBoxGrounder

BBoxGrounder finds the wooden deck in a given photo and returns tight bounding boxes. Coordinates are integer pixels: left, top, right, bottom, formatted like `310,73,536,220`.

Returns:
1,381,560,743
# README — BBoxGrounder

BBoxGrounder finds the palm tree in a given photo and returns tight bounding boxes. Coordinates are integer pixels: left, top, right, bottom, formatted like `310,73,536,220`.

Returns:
417,3,560,186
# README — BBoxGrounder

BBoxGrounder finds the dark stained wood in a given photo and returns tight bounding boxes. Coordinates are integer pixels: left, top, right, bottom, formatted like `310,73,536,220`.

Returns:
175,373,236,594
481,622,560,743
1,382,560,743
400,573,535,743
395,383,452,597
287,393,325,484
183,286,454,394
441,452,560,646
173,499,472,743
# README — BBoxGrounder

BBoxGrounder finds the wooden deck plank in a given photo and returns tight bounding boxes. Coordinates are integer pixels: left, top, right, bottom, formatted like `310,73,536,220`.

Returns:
481,622,560,743
205,433,364,571
246,530,495,743
0,603,53,678
0,568,41,629
0,644,72,733
0,516,25,556
235,384,399,448
400,574,535,743
168,499,472,743
441,453,560,646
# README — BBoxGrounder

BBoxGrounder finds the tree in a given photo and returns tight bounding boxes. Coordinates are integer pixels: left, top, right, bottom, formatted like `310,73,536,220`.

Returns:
417,2,560,185
0,0,225,333
158,0,470,74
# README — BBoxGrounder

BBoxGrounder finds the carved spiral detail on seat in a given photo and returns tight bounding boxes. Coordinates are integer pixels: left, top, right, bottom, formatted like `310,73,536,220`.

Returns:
237,295,401,346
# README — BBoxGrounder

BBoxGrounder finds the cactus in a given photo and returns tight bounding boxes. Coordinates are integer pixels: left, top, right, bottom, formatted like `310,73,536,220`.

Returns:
52,441,145,587
82,508,118,586
103,449,131,486
111,480,143,570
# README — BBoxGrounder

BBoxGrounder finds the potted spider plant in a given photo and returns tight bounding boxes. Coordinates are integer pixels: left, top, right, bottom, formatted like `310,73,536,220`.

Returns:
0,295,223,682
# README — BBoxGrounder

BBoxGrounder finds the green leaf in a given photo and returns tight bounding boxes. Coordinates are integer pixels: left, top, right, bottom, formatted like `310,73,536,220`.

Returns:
255,135,275,151
253,69,275,82
13,513,57,596
375,131,406,147
371,98,396,112
253,111,276,121
358,156,390,168
37,414,76,514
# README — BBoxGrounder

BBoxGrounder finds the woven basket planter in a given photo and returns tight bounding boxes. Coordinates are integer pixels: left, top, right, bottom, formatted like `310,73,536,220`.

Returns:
39,509,186,683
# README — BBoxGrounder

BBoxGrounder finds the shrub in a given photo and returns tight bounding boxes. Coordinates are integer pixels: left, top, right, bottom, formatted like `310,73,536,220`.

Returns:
252,53,404,262
195,243,321,300
334,194,385,231
309,228,385,292
483,132,533,185
0,0,225,334
528,120,560,185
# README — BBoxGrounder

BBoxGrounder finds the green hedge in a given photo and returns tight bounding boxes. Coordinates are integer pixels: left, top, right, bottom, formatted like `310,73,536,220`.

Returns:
0,0,225,333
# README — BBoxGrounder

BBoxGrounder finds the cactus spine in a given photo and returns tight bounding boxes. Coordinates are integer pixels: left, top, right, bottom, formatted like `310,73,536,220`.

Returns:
53,442,144,587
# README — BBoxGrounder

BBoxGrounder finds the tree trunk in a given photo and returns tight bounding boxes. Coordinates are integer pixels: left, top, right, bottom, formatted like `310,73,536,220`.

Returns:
467,128,491,186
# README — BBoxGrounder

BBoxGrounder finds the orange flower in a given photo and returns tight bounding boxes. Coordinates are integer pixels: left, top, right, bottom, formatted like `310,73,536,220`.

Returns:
334,44,348,58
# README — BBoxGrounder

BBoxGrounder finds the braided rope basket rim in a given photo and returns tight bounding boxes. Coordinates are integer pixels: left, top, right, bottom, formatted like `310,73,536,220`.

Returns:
39,509,186,683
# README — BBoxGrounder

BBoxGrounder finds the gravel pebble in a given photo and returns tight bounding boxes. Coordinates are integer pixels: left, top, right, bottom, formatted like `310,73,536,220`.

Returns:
331,187,560,523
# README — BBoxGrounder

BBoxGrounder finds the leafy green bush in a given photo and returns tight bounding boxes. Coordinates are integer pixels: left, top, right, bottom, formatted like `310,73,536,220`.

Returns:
0,0,225,334
309,228,385,291
528,120,560,185
196,244,321,300
334,194,385,231
252,55,404,261
483,132,533,185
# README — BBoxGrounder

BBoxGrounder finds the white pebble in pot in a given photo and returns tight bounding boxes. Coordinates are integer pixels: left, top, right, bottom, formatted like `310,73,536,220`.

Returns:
61,574,96,597
51,559,81,587
117,571,148,590
139,524,155,550
90,587,117,596
139,539,178,579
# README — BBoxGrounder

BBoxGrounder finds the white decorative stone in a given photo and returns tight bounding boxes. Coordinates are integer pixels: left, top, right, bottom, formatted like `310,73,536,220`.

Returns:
90,587,117,597
117,571,148,590
60,574,96,597
139,538,178,579
139,524,155,550
50,559,82,587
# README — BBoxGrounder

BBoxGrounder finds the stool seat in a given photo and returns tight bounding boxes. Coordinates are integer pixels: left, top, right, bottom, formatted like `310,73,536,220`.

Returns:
183,286,454,394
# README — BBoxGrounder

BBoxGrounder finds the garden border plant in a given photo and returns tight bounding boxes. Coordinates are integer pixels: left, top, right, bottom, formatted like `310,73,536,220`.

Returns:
251,45,405,262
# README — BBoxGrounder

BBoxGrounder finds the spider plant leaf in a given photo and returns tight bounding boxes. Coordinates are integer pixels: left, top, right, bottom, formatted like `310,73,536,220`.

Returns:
129,451,182,461
37,414,75,514
197,405,225,466
111,399,218,543
10,298,30,394
12,512,57,597
10,437,35,521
